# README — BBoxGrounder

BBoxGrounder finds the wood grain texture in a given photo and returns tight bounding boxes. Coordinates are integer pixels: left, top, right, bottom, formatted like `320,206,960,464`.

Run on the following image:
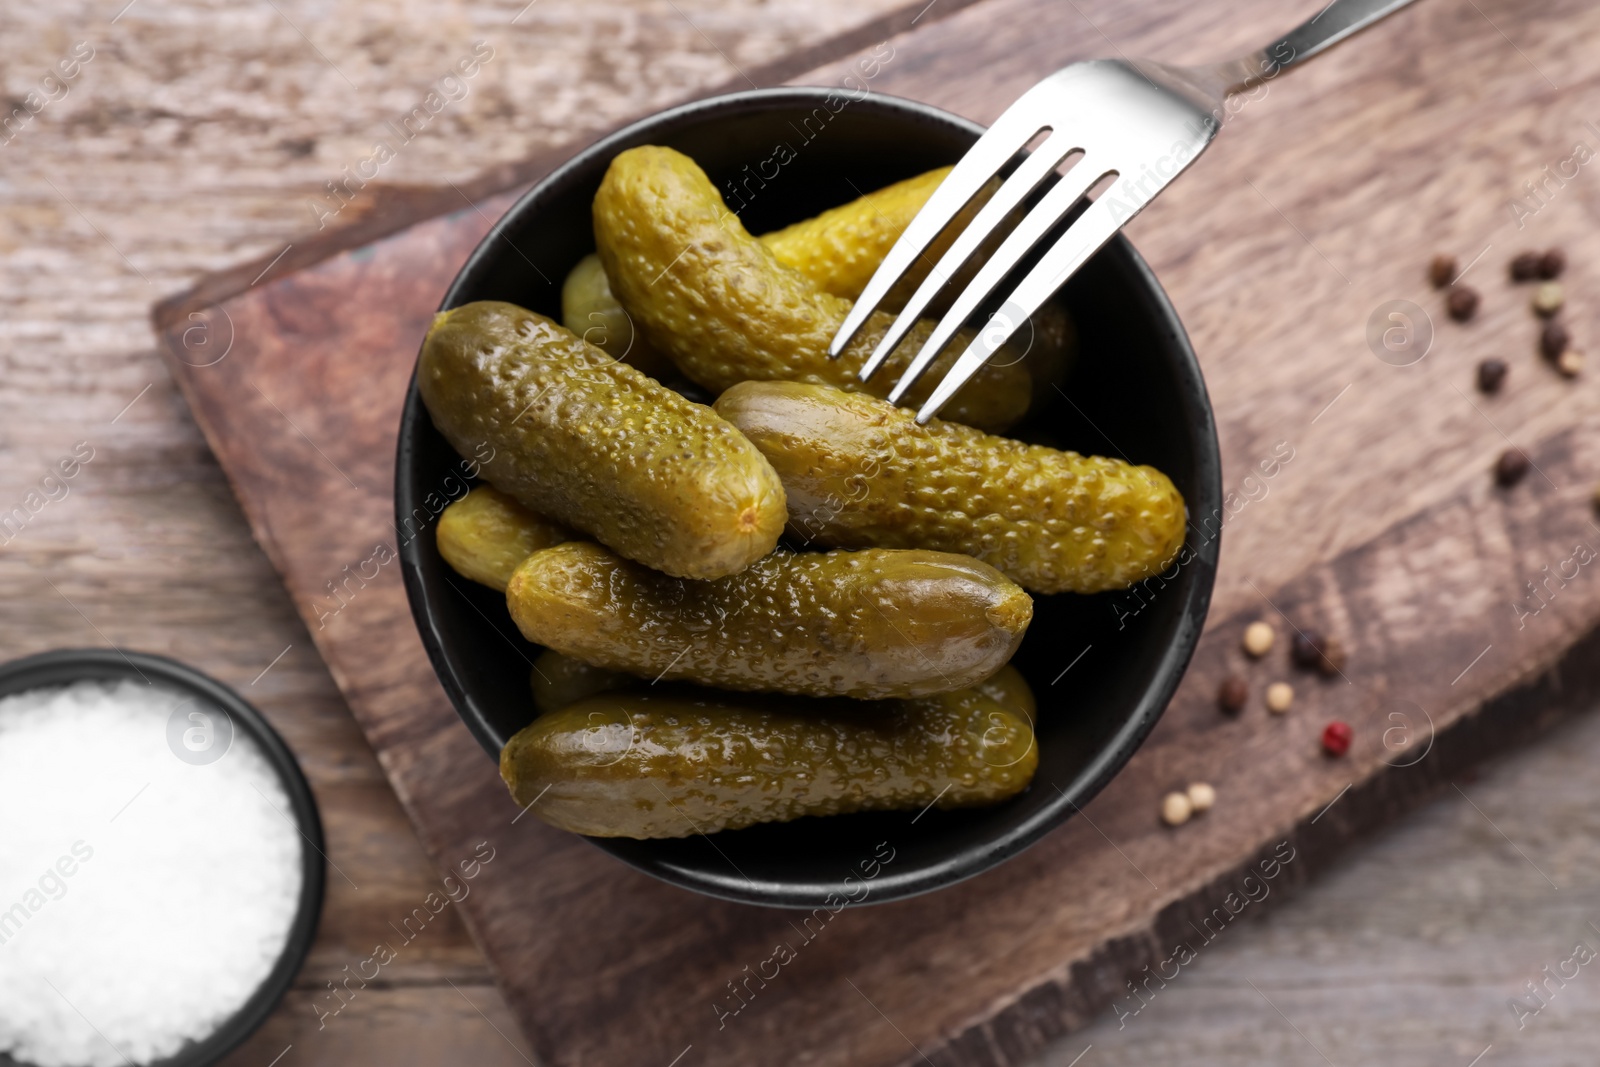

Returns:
0,0,928,1063
145,0,1600,1065
1030,636,1600,1066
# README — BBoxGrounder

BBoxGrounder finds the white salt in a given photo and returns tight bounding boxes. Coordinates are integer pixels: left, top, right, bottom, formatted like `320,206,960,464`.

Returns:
0,678,304,1067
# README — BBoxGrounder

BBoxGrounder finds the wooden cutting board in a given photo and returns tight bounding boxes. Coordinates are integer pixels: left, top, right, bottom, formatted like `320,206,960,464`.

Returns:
153,0,1600,1063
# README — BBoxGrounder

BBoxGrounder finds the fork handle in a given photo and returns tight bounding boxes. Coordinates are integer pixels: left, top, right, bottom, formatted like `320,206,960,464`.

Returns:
1214,0,1419,93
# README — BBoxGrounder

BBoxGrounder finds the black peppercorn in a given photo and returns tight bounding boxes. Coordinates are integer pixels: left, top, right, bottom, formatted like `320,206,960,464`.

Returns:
1447,285,1480,322
1291,630,1345,676
1291,631,1324,670
1477,358,1508,394
1495,448,1530,487
1511,251,1543,281
1218,676,1248,714
1428,254,1457,289
1540,320,1569,361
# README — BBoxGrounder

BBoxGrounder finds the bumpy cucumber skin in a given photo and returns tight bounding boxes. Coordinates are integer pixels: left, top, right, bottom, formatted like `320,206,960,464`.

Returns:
530,648,634,715
499,687,1038,837
566,162,1073,389
436,486,569,592
761,169,1076,393
559,253,674,378
418,301,786,580
1022,302,1076,392
506,542,1032,700
592,146,1033,433
715,381,1186,594
975,663,1036,723
762,166,953,300
762,167,1025,318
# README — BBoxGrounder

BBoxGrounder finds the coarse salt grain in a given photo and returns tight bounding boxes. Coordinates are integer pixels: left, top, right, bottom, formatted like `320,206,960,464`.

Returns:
0,679,303,1067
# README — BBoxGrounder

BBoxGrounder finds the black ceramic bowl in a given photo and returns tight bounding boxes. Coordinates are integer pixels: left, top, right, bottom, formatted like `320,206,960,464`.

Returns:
397,87,1220,908
0,648,325,1067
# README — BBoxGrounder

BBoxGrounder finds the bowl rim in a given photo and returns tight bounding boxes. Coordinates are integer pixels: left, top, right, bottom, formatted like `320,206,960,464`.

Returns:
396,85,1221,907
0,648,326,1067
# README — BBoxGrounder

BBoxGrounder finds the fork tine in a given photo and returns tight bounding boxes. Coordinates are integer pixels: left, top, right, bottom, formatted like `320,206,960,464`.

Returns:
915,192,1129,423
827,102,1054,359
857,128,1082,384
885,155,1113,404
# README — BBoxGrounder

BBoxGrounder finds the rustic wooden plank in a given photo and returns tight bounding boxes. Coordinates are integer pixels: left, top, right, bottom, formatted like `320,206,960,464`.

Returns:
219,983,535,1066
1028,636,1600,1066
144,0,1600,1064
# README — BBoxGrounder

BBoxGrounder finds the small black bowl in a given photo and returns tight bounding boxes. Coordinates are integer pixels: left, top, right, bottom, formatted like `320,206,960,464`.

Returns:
0,648,325,1067
397,87,1220,908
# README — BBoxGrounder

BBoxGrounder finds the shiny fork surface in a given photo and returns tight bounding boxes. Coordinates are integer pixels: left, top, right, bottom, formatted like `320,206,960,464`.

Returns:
832,0,1419,423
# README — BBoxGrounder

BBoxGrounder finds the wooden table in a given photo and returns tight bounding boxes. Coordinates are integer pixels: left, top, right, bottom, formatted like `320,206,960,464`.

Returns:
8,0,1600,1064
2,1,918,1061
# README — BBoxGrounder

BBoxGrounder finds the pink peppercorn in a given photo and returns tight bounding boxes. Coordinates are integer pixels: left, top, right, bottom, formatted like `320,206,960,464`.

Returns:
1321,721,1352,758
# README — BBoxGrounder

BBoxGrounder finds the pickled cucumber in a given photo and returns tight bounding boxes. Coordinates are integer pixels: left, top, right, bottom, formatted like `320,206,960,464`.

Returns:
559,253,674,378
418,300,786,580
975,663,1036,723
592,145,1033,433
715,381,1186,594
436,486,569,592
765,171,1072,334
531,648,633,715
568,159,1072,393
506,542,1032,699
762,165,986,301
559,168,962,374
538,645,1038,721
1021,301,1076,391
500,686,1038,837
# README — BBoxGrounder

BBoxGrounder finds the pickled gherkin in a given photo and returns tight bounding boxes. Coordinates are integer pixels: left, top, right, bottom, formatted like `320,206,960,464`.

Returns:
559,253,674,378
506,542,1032,699
1021,301,1076,391
531,648,633,715
559,168,962,373
436,486,569,592
715,381,1186,594
794,174,1075,360
592,145,1033,433
418,300,786,580
499,686,1038,837
975,663,1036,723
562,165,1066,370
761,165,994,302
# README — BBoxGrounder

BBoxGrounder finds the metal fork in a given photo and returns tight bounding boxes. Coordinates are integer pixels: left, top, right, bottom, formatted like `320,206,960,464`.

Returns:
831,0,1420,422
